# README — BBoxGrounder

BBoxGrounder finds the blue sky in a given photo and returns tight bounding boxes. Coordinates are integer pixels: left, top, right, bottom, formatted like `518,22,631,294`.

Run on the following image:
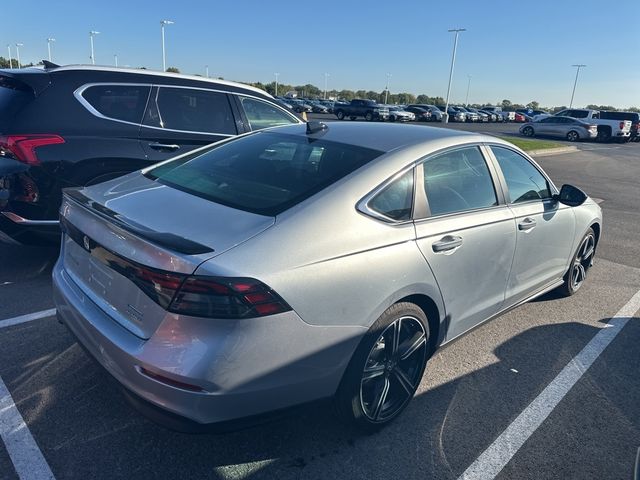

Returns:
4,0,639,108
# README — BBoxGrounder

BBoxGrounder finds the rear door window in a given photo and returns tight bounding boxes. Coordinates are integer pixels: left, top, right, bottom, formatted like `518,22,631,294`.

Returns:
239,97,299,131
491,146,551,203
368,170,414,221
149,87,236,134
80,85,151,124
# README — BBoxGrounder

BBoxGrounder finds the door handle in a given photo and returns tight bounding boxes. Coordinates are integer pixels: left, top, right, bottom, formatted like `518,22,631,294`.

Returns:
518,217,537,231
432,235,463,253
148,143,180,151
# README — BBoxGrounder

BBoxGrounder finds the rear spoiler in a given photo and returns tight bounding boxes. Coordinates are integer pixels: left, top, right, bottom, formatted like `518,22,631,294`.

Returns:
63,188,214,255
0,68,51,96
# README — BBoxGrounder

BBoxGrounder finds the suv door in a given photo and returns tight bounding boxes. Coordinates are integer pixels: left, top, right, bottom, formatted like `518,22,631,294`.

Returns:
139,86,238,162
413,145,516,340
488,145,576,305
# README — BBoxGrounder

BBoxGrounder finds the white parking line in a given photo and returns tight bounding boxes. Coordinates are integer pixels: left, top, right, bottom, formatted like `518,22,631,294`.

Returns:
0,376,55,479
0,309,56,329
459,289,640,480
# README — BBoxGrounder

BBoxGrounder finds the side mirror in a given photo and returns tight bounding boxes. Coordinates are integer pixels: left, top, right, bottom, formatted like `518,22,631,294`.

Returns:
553,184,588,207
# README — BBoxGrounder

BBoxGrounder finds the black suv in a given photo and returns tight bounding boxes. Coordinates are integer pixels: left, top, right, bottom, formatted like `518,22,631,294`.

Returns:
0,64,302,244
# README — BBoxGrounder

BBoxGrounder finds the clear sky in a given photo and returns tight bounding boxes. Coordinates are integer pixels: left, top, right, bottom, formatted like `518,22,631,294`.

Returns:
4,0,639,108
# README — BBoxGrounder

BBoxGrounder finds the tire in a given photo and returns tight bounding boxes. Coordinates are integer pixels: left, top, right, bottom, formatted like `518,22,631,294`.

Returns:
566,130,580,142
350,116,357,121
336,110,345,120
334,302,430,433
597,128,611,143
365,112,374,122
389,115,396,122
556,228,596,297
522,126,534,137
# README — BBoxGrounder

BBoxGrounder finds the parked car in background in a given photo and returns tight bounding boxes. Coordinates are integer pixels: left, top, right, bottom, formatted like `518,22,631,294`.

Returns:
309,101,329,114
287,99,313,113
599,111,640,142
483,106,515,122
408,104,442,122
454,106,478,122
436,106,466,122
404,106,432,122
534,109,632,142
520,116,598,142
478,109,500,122
514,113,526,123
334,99,390,121
0,64,302,245
466,107,489,122
54,121,602,433
388,106,416,122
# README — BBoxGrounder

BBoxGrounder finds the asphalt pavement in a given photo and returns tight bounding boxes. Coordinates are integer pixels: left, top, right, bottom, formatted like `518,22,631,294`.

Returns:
0,132,638,480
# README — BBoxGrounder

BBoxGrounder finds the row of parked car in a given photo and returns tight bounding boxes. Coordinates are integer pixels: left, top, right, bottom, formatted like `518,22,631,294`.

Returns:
518,109,639,143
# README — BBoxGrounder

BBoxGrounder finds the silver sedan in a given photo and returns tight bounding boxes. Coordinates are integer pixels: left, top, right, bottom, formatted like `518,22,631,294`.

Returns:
520,116,598,142
53,122,602,432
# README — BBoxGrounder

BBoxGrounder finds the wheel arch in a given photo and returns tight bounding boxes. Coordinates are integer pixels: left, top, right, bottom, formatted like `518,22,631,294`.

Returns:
396,293,443,354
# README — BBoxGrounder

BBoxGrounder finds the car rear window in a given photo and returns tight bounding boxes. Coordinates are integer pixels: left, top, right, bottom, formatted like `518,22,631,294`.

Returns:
600,111,638,122
81,85,151,124
145,131,384,216
0,76,34,128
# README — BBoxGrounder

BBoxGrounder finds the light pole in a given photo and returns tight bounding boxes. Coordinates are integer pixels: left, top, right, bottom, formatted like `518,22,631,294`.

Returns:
443,28,466,123
205,65,209,78
274,72,279,97
160,20,174,71
47,38,55,62
89,31,100,64
569,64,586,108
6,45,12,69
15,43,23,68
465,75,472,106
114,54,118,67
324,73,330,99
384,73,392,104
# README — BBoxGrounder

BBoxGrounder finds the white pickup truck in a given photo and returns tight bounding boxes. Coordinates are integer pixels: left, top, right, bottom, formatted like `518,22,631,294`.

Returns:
533,109,632,142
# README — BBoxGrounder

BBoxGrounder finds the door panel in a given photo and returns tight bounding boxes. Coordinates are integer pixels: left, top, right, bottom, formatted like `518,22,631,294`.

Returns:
415,208,516,340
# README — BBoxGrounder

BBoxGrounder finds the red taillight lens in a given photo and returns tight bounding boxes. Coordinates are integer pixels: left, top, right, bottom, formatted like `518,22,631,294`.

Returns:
168,276,291,319
0,134,65,165
619,121,625,130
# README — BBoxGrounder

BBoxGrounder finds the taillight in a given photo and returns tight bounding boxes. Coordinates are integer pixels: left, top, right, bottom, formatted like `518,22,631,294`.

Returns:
0,134,65,165
169,276,291,318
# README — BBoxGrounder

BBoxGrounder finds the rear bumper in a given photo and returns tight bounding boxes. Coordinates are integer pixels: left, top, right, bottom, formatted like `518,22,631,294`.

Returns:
52,257,364,428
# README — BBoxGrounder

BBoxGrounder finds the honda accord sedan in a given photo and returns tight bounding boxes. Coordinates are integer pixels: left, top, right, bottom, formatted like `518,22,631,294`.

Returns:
53,122,602,432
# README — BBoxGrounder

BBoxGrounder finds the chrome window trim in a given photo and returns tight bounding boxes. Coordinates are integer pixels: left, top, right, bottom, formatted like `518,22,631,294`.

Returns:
74,82,301,137
356,163,417,225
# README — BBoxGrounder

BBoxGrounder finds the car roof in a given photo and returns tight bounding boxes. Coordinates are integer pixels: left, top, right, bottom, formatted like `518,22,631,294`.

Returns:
267,122,506,153
42,64,271,97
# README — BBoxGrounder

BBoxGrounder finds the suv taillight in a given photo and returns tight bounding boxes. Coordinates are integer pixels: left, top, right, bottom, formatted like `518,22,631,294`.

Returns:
620,121,625,130
0,134,65,166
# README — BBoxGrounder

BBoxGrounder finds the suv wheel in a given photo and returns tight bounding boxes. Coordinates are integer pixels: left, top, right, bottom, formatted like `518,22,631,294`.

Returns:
365,112,374,122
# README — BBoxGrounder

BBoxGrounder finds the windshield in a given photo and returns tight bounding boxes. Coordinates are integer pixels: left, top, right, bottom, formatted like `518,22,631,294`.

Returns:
145,131,383,216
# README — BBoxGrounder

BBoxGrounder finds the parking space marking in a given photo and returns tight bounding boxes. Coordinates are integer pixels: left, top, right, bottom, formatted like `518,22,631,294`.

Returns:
0,309,56,330
0,376,55,479
459,288,640,480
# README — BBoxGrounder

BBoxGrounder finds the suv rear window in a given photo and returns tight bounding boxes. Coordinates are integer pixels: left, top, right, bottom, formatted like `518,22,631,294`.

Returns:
81,85,150,124
600,111,638,122
145,131,383,215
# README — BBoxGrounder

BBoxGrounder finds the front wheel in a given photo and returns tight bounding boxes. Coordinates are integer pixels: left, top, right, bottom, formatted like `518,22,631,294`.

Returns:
365,112,374,121
335,302,430,432
557,228,596,297
522,126,534,137
336,110,345,120
566,130,580,142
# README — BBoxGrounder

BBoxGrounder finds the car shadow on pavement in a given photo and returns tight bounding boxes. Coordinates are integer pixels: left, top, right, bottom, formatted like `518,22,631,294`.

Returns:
2,314,638,480
0,245,58,282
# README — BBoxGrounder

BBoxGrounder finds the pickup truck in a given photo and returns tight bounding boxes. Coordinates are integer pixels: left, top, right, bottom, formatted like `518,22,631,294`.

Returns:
533,109,632,142
334,99,389,121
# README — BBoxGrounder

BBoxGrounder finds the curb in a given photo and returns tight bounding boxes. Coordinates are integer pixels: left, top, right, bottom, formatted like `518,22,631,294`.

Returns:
527,146,578,157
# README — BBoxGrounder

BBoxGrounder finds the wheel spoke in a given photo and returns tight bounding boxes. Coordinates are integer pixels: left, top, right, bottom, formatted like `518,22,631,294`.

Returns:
371,377,390,420
362,363,386,382
386,318,402,358
392,366,416,396
399,332,426,361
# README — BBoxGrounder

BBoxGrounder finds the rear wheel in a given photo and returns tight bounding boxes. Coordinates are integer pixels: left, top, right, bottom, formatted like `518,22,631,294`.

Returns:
566,130,580,142
365,112,374,122
335,302,430,433
557,228,595,297
597,127,611,142
522,126,534,137
336,110,345,120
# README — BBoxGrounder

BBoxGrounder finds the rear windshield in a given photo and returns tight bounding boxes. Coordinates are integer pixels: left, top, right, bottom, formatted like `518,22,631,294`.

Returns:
0,77,34,127
145,131,384,216
600,111,638,121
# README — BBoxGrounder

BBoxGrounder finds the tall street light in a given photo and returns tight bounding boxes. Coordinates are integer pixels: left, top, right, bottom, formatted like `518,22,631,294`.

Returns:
465,75,472,106
160,20,174,71
15,43,23,68
569,64,586,108
47,38,55,62
205,65,209,78
114,54,118,67
384,72,392,104
274,72,279,97
89,31,100,64
324,72,330,99
443,28,466,123
6,45,12,69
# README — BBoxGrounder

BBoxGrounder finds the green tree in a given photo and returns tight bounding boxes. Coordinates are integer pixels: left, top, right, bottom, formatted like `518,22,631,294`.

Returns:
526,101,540,110
166,67,180,73
500,99,513,111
